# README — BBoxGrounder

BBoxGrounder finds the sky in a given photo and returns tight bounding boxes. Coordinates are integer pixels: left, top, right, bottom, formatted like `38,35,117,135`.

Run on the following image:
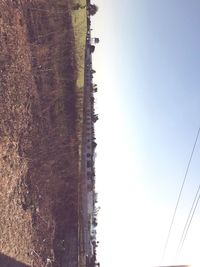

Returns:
91,1,200,266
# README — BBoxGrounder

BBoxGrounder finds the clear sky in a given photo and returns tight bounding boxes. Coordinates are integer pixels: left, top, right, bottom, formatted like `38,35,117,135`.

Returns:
91,1,200,266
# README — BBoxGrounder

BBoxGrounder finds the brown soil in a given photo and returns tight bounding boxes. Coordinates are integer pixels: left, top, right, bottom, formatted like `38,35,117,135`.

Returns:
0,1,80,266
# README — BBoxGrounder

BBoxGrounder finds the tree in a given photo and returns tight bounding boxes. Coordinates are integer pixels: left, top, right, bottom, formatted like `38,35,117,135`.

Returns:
90,45,95,53
91,69,96,74
94,38,100,44
89,4,98,16
92,114,99,122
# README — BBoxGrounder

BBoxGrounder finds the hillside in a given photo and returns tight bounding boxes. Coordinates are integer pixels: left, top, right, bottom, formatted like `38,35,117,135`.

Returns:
0,0,87,266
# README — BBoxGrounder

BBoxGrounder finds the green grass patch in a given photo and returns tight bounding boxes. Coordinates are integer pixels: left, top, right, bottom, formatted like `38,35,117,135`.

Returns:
70,0,87,89
69,0,87,161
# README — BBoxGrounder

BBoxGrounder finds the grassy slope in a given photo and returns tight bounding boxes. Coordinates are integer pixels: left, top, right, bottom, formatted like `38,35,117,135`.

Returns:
0,0,87,266
70,0,87,147
70,1,87,266
0,1,84,266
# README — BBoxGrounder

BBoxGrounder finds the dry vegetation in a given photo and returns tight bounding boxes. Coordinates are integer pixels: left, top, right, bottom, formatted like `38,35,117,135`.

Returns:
0,0,87,266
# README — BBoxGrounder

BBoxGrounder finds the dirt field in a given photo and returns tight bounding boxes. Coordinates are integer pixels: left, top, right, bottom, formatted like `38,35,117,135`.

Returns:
0,0,86,266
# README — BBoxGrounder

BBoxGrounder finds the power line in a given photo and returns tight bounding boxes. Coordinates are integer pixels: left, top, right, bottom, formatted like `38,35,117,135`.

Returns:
161,127,200,264
177,185,200,256
176,184,200,256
